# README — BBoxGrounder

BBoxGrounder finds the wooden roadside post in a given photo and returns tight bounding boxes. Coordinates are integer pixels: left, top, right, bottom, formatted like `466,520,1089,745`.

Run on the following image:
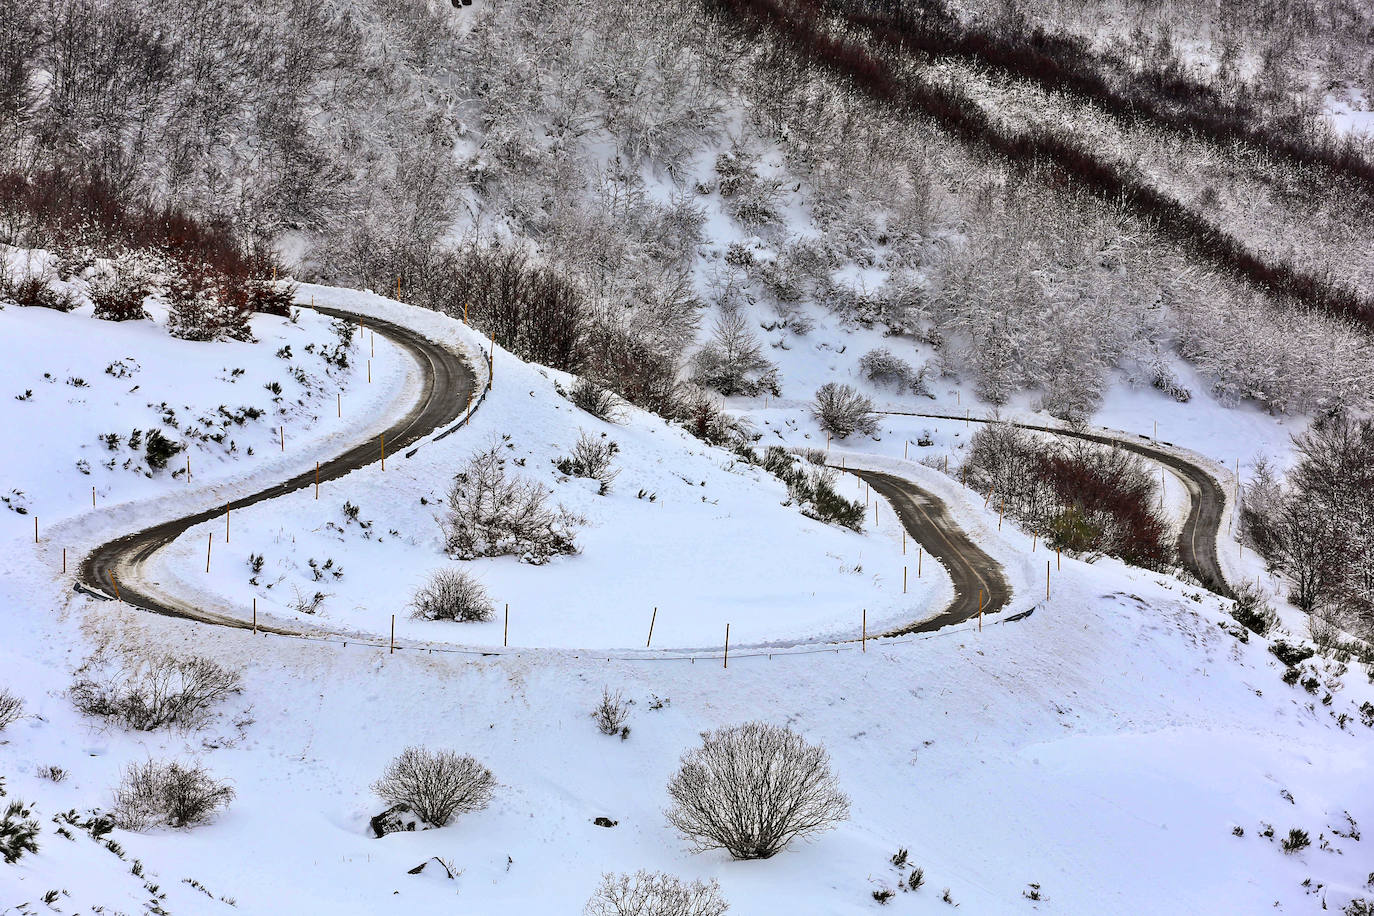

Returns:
280,426,285,451
368,360,371,383
723,623,730,669
902,529,906,555
206,532,213,573
390,614,395,654
504,604,509,647
464,302,468,322
646,607,657,648
187,454,191,481
253,598,257,635
918,547,922,577
34,516,38,543
1032,530,1038,552
371,331,375,358
1046,560,1051,600
862,609,867,652
903,567,907,594
978,588,983,631
315,462,320,499
337,393,341,418
1057,546,1061,571
62,548,66,574
92,486,96,507
904,440,909,460
998,499,1004,531
225,503,230,543
380,434,385,471
874,502,878,525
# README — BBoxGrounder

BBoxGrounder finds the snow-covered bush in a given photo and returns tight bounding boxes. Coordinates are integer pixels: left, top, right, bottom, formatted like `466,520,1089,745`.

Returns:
164,260,252,343
373,747,494,828
112,760,234,830
666,722,849,859
691,311,780,397
1229,580,1278,636
812,383,878,439
69,651,243,731
144,428,182,470
410,568,494,623
443,443,579,564
0,801,39,863
568,377,622,423
0,688,22,731
674,388,753,448
88,249,152,321
1,266,76,311
584,871,729,916
758,447,865,531
556,431,620,494
859,347,928,396
592,688,630,737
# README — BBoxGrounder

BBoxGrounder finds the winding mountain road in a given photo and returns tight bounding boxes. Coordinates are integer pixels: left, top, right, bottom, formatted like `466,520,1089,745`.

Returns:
78,307,480,633
73,307,1230,646
884,412,1232,598
854,468,1013,635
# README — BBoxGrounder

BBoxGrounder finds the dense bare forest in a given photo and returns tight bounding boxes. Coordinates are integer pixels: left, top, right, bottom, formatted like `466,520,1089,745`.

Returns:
2,0,1373,417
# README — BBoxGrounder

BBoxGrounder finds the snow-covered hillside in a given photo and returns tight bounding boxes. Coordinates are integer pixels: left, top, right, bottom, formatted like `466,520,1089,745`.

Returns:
3,285,1374,915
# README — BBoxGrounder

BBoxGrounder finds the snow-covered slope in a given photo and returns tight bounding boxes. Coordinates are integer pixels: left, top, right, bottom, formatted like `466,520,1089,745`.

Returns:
3,286,1373,915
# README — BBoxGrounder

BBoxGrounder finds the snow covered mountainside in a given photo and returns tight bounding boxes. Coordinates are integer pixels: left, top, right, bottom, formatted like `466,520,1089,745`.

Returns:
4,0,1374,912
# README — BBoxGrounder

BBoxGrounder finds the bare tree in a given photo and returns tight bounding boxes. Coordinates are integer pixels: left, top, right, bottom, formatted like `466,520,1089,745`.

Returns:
585,871,729,916
691,311,779,397
665,722,849,859
373,747,495,827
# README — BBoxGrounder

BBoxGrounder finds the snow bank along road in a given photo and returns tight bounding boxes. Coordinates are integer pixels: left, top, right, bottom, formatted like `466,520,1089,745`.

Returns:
78,306,479,634
886,412,1233,599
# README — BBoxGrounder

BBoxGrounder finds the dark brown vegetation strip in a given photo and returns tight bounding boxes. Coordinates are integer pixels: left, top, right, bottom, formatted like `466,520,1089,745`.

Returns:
710,0,1374,328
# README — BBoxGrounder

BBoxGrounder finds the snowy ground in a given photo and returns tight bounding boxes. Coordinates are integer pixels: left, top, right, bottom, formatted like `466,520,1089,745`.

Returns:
4,284,1373,915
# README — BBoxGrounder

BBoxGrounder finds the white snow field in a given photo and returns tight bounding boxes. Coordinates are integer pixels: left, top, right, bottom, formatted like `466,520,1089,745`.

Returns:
2,284,1373,915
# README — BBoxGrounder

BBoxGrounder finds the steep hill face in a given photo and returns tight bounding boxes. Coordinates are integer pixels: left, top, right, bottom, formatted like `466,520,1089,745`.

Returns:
5,0,1374,426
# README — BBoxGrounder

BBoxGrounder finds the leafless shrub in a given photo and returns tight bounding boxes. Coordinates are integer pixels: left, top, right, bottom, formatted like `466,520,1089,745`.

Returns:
569,377,623,423
0,688,23,731
665,722,849,859
410,568,494,623
112,760,234,830
288,587,329,616
373,747,495,827
859,348,929,396
442,443,579,564
592,688,630,737
557,431,620,493
584,871,729,916
673,387,754,448
69,651,243,731
813,383,878,439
